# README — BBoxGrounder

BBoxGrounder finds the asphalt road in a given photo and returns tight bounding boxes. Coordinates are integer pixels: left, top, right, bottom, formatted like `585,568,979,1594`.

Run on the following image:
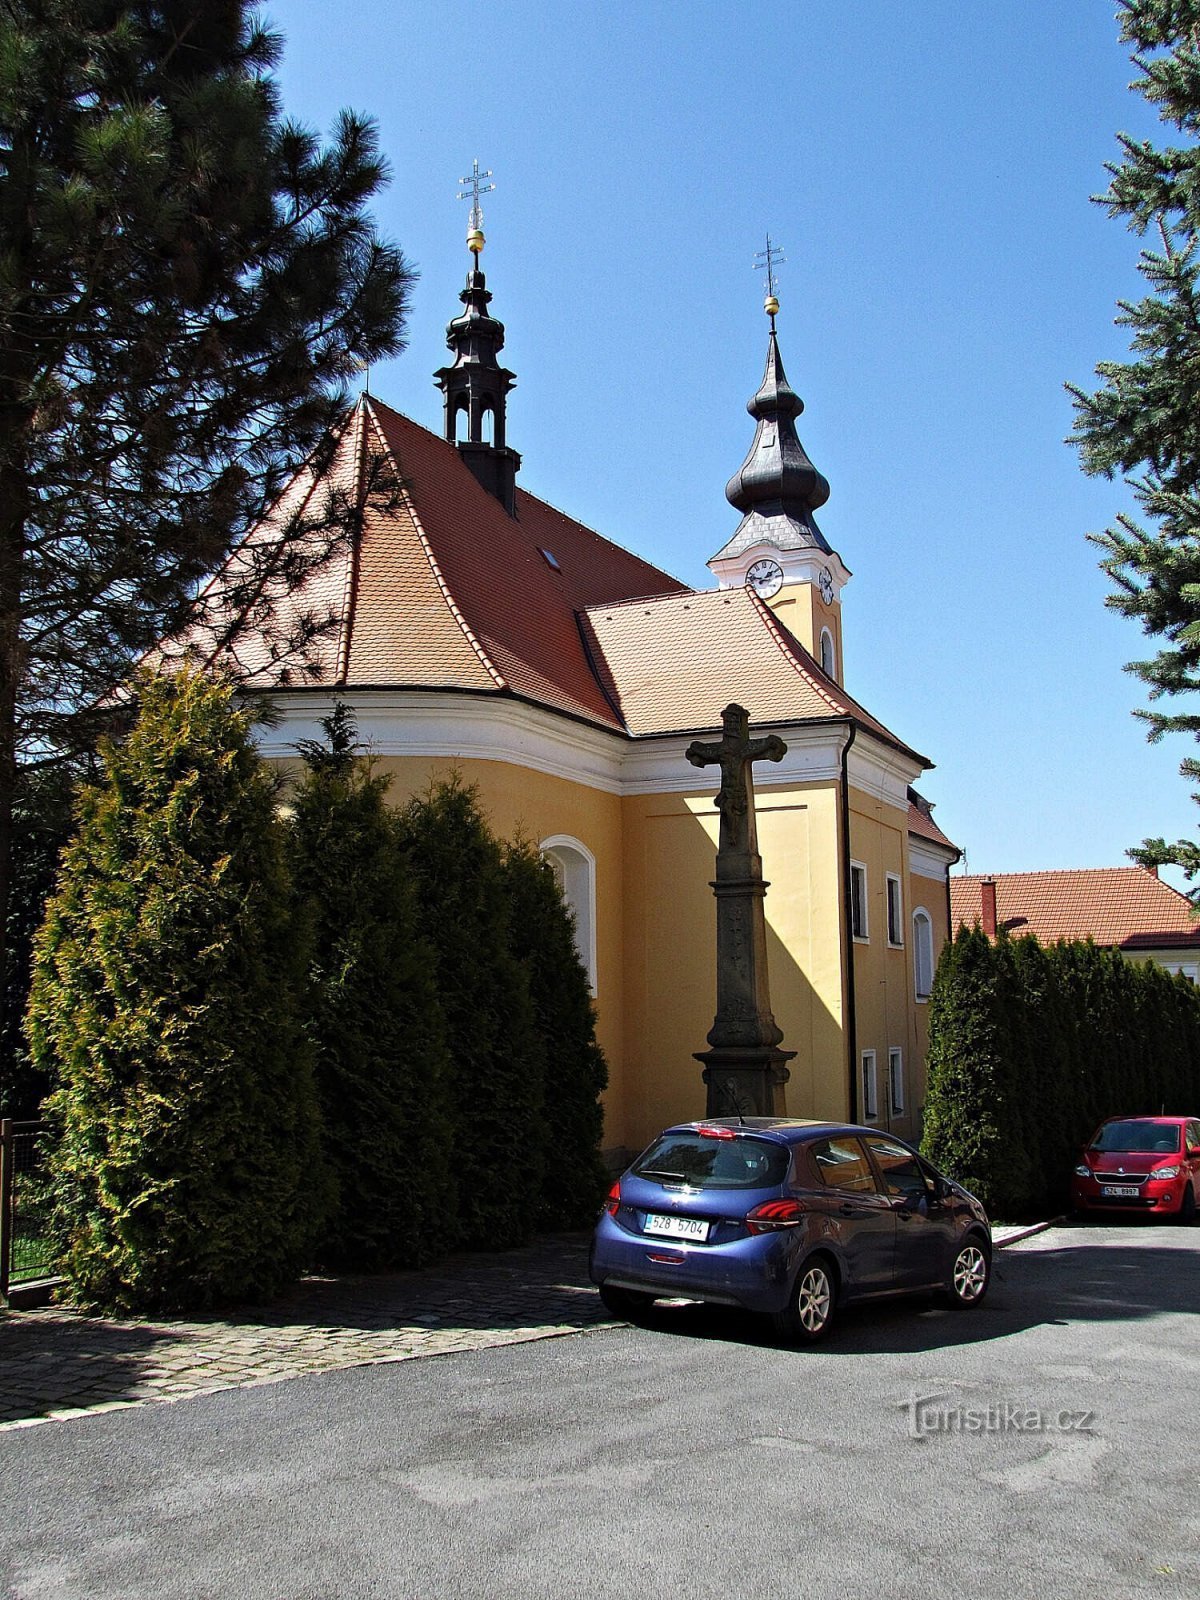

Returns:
2,1220,1198,1600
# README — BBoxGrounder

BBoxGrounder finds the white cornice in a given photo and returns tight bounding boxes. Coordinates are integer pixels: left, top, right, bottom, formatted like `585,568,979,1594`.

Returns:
909,838,958,883
847,736,923,809
249,689,856,798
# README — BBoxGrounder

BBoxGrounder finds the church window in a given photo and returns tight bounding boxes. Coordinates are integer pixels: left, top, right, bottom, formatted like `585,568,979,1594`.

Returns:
539,835,597,994
480,403,495,444
819,627,835,677
452,399,468,442
850,862,868,941
861,1051,878,1121
913,909,934,1000
889,1048,905,1115
886,874,903,946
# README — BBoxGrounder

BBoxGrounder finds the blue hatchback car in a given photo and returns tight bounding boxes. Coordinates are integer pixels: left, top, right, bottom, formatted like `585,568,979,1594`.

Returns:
590,1118,991,1341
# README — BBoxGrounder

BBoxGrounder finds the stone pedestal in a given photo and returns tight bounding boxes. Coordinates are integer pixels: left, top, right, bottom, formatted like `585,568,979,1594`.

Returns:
693,1046,793,1119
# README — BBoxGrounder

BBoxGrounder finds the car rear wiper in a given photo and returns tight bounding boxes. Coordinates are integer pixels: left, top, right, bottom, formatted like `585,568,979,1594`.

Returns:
637,1169,690,1184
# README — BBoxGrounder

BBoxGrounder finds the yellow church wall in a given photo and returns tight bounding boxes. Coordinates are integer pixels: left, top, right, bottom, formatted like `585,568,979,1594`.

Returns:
909,866,952,1121
767,584,843,681
617,779,847,1155
847,788,917,1142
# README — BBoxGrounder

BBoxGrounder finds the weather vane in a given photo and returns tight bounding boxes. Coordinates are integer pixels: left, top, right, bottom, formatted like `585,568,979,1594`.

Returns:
457,158,495,257
753,234,785,323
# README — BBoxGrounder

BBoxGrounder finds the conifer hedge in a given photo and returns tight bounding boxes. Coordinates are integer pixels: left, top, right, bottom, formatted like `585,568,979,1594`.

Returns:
397,777,546,1249
922,926,1200,1218
503,836,609,1227
28,671,324,1312
288,708,453,1270
28,690,611,1307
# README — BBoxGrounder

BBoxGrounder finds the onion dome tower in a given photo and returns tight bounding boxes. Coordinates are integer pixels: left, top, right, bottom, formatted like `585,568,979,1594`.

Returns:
709,242,851,682
434,162,521,515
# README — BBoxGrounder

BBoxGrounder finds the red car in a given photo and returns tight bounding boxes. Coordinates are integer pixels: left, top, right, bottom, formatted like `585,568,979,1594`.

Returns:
1072,1115,1200,1221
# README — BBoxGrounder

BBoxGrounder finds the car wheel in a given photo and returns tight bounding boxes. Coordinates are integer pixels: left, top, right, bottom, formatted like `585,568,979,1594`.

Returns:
599,1284,656,1321
773,1256,836,1343
1179,1184,1197,1224
948,1238,990,1307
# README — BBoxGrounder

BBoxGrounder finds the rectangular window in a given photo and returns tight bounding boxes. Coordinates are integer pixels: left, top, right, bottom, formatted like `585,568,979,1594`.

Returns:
861,1050,878,1121
850,862,869,941
889,1048,904,1115
886,874,903,947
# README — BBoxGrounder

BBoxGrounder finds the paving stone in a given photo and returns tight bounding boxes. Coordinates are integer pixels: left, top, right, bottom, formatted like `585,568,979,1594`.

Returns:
0,1232,607,1430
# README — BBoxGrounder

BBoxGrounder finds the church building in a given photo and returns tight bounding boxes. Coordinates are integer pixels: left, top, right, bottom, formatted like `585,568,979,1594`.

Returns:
185,225,959,1164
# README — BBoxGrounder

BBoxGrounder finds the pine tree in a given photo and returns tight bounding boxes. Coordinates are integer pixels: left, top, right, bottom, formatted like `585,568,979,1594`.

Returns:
288,705,453,1269
28,669,322,1312
503,835,608,1228
398,777,545,1248
0,1,412,1038
1069,2,1200,887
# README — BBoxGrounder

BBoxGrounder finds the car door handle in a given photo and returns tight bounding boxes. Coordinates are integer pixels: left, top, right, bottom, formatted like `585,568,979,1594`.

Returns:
838,1202,858,1217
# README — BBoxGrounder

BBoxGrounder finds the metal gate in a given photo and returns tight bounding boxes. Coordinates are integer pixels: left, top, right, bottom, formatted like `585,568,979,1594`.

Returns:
0,1119,56,1302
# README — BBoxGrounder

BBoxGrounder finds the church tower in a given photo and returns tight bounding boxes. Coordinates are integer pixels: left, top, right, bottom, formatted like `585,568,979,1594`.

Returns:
708,277,850,682
433,164,521,515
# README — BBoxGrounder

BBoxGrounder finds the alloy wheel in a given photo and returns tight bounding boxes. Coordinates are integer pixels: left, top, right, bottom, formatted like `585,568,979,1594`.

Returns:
797,1264,832,1333
952,1243,989,1303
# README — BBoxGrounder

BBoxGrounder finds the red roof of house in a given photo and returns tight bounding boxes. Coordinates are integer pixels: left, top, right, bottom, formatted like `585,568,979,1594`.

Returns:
950,868,1200,951
907,794,958,854
167,397,929,754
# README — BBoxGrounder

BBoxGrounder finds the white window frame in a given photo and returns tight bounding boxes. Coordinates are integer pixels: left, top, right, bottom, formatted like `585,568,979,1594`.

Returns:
888,1048,905,1115
913,907,934,1001
850,861,869,942
861,1050,878,1121
886,873,903,948
819,626,836,678
539,834,597,994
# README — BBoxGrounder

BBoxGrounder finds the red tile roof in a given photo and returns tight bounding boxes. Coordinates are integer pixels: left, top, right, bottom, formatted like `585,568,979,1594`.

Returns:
169,397,930,756
907,794,958,854
950,869,1200,951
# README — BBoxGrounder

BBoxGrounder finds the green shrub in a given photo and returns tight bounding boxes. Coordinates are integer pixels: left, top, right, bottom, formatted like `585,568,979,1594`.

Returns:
289,707,452,1269
28,670,323,1312
398,777,545,1249
503,836,608,1227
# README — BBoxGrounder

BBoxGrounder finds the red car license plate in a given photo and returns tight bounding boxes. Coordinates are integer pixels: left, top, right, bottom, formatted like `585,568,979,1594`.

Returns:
1101,1184,1140,1198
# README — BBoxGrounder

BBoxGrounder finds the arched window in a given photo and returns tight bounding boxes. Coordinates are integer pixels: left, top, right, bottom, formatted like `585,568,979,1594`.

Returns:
913,908,934,1000
480,403,495,444
539,835,597,993
452,398,468,442
819,627,836,678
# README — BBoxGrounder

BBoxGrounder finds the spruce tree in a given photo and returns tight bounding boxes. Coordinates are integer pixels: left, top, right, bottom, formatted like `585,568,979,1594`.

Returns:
288,705,453,1270
398,777,545,1249
27,669,322,1311
0,1,412,1034
1069,2,1200,886
503,836,608,1228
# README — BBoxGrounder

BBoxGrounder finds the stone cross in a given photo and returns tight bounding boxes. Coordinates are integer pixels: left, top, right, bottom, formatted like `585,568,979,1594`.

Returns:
686,704,794,1118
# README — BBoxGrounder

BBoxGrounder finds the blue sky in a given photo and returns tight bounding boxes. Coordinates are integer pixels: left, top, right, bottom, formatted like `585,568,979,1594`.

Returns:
273,1,1189,880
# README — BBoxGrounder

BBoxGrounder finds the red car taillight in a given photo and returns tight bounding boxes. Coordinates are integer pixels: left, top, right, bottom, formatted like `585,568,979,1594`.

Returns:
746,1198,806,1233
604,1180,621,1216
697,1125,737,1140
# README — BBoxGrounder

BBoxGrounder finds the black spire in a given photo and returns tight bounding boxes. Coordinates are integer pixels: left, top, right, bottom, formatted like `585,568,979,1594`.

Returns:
721,329,832,557
434,265,521,515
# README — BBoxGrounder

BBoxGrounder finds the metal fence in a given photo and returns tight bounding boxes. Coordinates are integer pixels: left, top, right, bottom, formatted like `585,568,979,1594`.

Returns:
0,1119,56,1301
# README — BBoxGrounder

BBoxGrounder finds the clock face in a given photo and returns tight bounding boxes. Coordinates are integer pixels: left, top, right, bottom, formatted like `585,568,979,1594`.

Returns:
746,558,784,600
818,567,834,605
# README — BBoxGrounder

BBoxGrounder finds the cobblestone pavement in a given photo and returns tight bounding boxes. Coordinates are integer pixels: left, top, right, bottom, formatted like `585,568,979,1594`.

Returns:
0,1234,608,1431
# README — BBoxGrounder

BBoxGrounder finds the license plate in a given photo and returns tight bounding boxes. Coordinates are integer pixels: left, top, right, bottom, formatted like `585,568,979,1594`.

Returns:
1101,1185,1140,1198
644,1213,709,1242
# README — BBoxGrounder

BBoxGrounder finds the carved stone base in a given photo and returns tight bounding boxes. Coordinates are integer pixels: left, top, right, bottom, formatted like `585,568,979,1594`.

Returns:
694,1047,794,1119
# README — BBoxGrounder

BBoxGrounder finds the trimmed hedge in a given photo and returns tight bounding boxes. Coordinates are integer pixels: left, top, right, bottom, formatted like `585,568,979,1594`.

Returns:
28,671,324,1312
922,925,1200,1218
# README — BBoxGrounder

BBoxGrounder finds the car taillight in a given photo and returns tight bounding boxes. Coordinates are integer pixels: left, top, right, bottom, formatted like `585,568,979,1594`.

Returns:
697,1125,737,1140
604,1181,621,1216
746,1198,806,1233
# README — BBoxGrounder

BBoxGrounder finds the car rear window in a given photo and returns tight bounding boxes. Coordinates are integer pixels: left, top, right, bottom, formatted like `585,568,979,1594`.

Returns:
631,1133,790,1190
1090,1120,1181,1153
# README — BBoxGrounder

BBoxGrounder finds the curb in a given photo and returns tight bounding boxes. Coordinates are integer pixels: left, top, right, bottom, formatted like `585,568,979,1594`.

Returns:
993,1216,1067,1249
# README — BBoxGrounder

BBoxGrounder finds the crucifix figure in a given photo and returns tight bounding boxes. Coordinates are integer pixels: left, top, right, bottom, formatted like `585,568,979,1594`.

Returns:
686,703,794,1117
